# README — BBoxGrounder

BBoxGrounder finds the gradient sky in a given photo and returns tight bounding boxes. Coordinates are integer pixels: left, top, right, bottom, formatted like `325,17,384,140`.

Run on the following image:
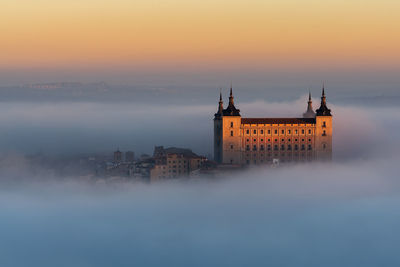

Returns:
1,0,399,71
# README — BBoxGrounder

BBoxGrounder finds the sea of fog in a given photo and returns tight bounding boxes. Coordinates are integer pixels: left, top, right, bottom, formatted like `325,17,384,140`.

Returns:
0,97,400,266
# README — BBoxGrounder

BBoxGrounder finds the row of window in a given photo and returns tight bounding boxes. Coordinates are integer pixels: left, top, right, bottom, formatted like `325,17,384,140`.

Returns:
245,152,311,157
245,129,313,135
245,144,312,151
230,122,320,128
246,138,312,143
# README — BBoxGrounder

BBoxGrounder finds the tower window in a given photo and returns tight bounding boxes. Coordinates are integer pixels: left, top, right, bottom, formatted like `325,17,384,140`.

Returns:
230,131,233,136
231,122,234,127
230,145,234,149
322,130,326,136
323,143,327,149
323,121,326,127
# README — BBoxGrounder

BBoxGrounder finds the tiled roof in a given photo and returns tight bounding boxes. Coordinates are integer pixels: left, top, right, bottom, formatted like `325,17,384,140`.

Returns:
241,118,316,124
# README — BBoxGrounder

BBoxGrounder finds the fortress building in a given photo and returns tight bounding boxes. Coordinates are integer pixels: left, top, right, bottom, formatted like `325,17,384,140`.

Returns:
214,86,332,165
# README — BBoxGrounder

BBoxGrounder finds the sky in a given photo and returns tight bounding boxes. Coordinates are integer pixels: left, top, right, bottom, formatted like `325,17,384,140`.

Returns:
1,0,399,86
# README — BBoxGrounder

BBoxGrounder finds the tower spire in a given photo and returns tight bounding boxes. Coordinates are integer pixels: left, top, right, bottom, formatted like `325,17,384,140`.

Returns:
229,83,234,105
303,90,315,118
216,89,224,116
316,84,331,116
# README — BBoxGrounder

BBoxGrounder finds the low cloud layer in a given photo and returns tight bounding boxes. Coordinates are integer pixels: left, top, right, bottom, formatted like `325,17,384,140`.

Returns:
1,157,400,267
1,99,400,266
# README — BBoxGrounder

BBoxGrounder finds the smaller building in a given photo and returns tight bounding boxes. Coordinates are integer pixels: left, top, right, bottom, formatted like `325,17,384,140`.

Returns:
113,149,122,163
125,151,135,163
150,146,206,181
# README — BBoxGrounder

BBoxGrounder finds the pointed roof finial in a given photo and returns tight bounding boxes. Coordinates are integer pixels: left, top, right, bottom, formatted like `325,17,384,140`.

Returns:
309,90,312,101
219,88,222,101
322,82,325,97
230,82,233,97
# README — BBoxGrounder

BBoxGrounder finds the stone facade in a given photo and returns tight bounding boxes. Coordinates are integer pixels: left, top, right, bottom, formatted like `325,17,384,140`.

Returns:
214,86,332,165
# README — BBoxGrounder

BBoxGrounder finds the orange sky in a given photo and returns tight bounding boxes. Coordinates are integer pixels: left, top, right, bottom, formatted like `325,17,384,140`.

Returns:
1,0,399,69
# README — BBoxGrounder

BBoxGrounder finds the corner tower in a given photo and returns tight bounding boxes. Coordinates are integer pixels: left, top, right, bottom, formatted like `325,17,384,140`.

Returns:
315,85,333,160
213,87,242,164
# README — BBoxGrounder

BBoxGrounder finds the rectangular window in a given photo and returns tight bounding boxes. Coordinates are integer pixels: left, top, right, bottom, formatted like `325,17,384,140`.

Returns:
253,145,257,151
230,145,234,149
323,121,326,127
308,145,312,150
288,130,291,134
267,145,271,151
260,145,264,151
246,129,249,134
231,122,234,127
288,144,292,150
302,129,305,134
281,144,285,150
254,130,257,134
261,130,264,134
230,131,233,136
281,130,285,134
301,144,305,150
308,129,311,134
268,130,271,134
274,145,278,151
295,130,298,134
274,130,278,134
295,144,298,151
246,145,250,151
